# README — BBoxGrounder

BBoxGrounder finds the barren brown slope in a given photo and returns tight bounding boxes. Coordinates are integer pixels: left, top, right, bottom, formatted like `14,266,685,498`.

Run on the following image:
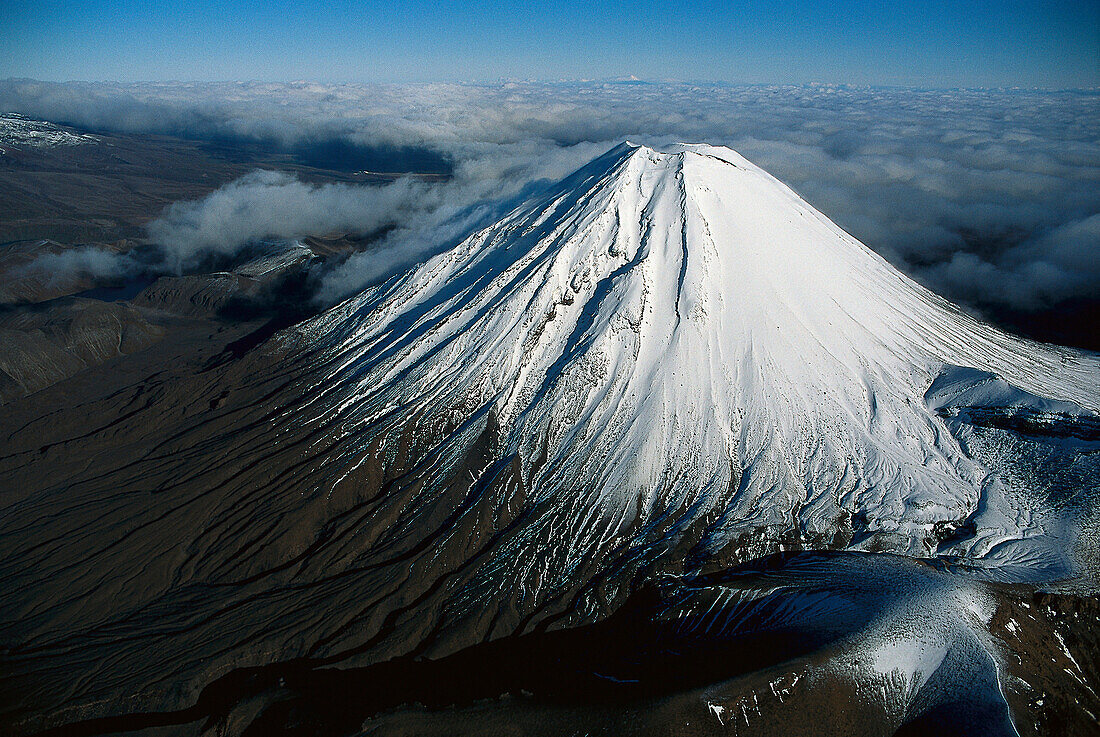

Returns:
0,320,686,734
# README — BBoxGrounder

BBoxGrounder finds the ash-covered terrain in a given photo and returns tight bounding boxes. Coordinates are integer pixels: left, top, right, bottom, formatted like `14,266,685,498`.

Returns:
0,129,1097,737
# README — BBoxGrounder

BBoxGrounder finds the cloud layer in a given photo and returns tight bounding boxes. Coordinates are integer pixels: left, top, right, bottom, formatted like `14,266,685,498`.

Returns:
3,79,1097,316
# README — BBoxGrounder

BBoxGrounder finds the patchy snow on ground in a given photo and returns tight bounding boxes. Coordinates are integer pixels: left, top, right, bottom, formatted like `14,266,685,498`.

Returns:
0,113,99,151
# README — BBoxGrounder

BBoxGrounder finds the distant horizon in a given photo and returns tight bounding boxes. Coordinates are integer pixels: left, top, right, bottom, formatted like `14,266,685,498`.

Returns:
3,77,1099,95
4,1,1098,89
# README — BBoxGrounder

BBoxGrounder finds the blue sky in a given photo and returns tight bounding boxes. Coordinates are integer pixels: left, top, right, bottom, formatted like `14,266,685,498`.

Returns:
3,0,1098,87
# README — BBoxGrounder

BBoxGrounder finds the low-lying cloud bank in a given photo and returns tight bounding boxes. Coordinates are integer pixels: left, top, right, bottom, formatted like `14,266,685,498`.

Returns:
3,79,1097,320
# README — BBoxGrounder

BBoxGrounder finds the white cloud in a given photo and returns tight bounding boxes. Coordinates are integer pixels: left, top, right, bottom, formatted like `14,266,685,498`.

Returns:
3,80,1097,312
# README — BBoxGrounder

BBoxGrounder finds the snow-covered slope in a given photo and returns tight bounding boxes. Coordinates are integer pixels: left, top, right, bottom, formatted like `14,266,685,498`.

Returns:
291,141,1098,584
0,113,99,152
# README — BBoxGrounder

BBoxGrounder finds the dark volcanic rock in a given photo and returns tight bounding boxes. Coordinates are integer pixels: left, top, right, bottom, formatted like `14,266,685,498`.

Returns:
0,298,164,402
133,273,261,318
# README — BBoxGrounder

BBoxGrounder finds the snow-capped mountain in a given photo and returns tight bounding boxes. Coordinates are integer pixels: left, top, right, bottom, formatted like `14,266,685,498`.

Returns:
292,142,1098,586
3,142,1097,733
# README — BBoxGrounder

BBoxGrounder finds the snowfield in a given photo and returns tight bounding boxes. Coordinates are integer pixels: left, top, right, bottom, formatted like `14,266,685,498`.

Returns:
0,113,99,152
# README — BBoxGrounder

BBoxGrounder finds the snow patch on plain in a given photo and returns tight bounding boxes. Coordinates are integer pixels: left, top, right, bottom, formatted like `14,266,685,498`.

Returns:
0,112,99,151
